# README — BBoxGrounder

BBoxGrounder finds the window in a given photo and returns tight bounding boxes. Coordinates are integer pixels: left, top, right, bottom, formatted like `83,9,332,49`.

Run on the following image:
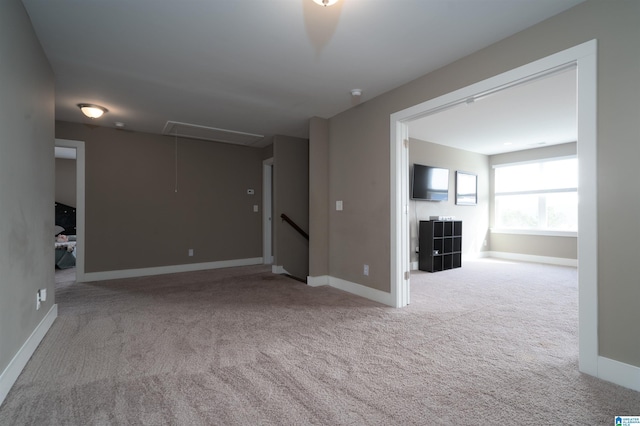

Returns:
494,157,577,232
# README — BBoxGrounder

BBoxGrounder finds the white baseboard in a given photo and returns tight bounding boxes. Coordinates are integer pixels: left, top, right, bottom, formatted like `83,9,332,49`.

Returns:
328,277,395,306
306,274,394,306
598,356,640,392
272,265,289,275
307,275,329,287
83,257,264,282
488,251,577,267
0,304,57,406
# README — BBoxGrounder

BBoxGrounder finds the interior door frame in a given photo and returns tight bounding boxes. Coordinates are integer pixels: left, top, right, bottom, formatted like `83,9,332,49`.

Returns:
263,157,274,264
390,40,598,376
55,138,86,282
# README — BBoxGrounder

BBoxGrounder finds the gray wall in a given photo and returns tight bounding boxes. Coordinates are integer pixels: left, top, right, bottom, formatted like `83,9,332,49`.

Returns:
309,117,329,278
409,139,490,265
55,158,77,208
0,0,55,379
489,143,578,260
273,135,309,280
329,103,391,292
55,122,263,273
325,1,640,367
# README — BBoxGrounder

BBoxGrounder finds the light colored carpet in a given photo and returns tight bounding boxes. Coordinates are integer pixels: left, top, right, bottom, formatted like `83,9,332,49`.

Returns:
2,259,638,425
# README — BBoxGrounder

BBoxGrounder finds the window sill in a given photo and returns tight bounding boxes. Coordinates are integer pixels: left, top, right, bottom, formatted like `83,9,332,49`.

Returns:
490,228,577,237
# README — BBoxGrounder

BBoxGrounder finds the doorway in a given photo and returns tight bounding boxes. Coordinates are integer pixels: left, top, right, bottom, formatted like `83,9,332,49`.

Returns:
263,157,274,264
55,139,85,282
390,40,597,376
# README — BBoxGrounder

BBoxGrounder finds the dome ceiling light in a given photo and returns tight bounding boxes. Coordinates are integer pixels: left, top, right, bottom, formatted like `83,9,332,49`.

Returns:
312,0,339,6
78,103,108,119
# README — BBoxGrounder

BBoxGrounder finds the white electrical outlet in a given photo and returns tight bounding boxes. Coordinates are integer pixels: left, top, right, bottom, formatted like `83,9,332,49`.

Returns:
363,264,369,276
253,205,259,212
336,200,343,211
188,249,194,256
36,289,47,310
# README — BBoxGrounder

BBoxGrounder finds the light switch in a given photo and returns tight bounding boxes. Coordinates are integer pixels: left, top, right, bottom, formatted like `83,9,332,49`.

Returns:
247,189,255,195
336,200,343,211
253,205,259,212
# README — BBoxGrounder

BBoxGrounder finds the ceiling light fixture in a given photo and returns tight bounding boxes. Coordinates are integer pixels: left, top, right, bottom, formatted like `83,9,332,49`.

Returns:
78,104,108,119
312,0,339,6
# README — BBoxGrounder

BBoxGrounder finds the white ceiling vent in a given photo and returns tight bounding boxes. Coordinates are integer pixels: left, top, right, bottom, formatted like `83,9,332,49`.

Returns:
162,121,264,146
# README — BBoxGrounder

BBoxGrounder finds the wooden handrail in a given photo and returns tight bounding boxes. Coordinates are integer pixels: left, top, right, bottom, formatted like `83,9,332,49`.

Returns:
280,213,309,240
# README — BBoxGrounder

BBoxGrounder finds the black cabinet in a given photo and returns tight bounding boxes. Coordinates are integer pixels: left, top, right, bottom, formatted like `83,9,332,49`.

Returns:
418,220,462,272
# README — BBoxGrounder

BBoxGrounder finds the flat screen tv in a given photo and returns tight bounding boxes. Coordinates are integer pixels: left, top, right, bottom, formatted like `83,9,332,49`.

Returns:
411,164,449,201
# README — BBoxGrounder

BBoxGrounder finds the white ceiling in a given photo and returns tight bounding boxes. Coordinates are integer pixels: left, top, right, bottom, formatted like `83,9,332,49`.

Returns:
409,67,577,155
22,0,584,149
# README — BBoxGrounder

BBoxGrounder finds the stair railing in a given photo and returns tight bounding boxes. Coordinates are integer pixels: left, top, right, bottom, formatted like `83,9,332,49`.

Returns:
280,213,309,240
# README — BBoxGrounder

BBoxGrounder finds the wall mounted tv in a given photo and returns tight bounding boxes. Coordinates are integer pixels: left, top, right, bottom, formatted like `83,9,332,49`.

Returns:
411,164,449,201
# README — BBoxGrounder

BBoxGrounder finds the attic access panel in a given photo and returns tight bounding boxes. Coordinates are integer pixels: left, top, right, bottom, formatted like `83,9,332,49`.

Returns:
162,121,264,146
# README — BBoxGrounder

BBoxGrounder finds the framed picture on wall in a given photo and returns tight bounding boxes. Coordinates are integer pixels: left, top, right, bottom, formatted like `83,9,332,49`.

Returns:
456,171,477,205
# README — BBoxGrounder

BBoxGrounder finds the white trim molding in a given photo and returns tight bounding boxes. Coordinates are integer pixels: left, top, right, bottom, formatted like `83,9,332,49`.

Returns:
0,304,57,406
328,277,395,307
597,356,640,392
263,158,274,265
307,275,330,287
307,274,396,306
272,265,289,275
83,257,263,282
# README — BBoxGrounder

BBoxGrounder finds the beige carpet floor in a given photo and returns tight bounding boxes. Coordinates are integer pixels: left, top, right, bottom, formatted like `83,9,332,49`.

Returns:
1,259,638,425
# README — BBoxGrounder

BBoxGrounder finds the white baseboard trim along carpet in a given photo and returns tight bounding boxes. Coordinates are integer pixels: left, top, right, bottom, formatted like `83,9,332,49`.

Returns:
598,356,640,392
0,304,57,406
82,257,264,282
307,275,394,306
271,265,289,275
327,276,395,306
306,275,329,287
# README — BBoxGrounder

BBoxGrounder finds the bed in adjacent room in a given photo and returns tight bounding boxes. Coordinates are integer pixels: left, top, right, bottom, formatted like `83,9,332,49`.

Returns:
55,235,76,269
55,202,77,269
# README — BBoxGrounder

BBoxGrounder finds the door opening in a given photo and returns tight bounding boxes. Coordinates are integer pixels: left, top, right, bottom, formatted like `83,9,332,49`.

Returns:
55,139,85,282
263,158,274,264
390,40,597,377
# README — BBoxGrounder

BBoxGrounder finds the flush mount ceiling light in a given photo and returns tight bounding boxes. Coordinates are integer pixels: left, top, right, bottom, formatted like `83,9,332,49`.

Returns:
312,0,339,6
78,103,108,119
